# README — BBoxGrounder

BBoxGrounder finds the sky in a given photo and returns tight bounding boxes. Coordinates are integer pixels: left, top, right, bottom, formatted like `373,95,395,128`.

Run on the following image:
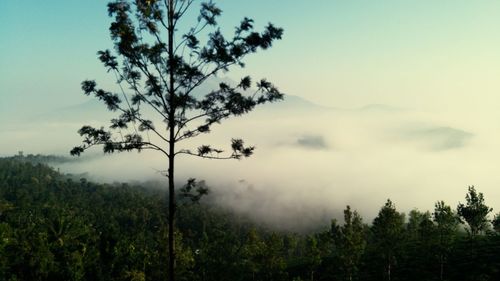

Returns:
1,1,500,229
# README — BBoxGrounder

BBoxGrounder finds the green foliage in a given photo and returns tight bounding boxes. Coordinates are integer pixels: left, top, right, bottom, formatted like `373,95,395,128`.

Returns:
399,209,436,281
1,158,499,281
72,0,284,160
370,199,406,281
433,201,459,281
457,186,493,237
0,158,175,281
303,235,321,281
330,205,366,281
493,213,500,234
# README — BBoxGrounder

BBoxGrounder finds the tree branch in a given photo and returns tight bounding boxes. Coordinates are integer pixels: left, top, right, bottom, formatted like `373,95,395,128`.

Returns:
175,149,237,160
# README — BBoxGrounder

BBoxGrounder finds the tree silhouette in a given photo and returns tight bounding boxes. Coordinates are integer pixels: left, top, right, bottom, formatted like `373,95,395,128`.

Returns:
71,1,283,280
331,205,366,281
493,213,500,234
433,201,458,280
371,199,405,281
457,186,492,238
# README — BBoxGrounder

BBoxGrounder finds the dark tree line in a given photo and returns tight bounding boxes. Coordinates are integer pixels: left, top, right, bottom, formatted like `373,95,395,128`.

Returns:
1,157,499,281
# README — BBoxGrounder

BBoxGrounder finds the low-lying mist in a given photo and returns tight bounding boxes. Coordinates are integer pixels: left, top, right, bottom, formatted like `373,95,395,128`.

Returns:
3,97,500,231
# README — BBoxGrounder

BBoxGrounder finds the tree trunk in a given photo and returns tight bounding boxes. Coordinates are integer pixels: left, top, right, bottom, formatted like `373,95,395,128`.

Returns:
168,153,175,281
167,1,176,281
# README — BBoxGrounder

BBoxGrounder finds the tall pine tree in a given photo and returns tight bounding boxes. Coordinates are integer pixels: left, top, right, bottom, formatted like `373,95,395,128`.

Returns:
71,1,283,280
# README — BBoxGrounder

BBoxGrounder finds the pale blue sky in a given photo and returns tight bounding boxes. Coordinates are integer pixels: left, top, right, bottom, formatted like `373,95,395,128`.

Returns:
2,0,500,118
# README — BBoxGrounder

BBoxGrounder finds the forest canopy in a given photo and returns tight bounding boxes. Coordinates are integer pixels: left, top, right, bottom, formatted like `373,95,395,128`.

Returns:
0,156,499,281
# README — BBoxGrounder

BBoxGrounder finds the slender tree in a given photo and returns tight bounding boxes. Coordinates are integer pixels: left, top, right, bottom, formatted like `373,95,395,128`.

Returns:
242,228,265,281
71,1,284,280
371,199,405,281
493,213,500,234
457,186,492,238
304,235,321,281
401,209,436,281
331,205,366,281
433,201,458,281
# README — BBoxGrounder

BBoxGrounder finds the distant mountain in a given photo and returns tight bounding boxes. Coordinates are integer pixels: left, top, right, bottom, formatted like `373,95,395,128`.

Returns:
36,91,334,125
358,103,405,112
32,82,403,126
254,94,334,114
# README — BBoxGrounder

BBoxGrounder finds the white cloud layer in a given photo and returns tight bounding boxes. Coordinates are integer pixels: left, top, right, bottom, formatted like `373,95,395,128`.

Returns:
2,97,499,230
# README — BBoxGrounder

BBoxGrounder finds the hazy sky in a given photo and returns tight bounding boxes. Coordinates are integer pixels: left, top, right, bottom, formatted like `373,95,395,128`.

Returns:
1,1,500,228
3,1,500,111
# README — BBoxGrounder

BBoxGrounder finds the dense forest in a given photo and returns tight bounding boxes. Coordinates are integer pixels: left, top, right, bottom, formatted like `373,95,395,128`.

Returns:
0,156,499,281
